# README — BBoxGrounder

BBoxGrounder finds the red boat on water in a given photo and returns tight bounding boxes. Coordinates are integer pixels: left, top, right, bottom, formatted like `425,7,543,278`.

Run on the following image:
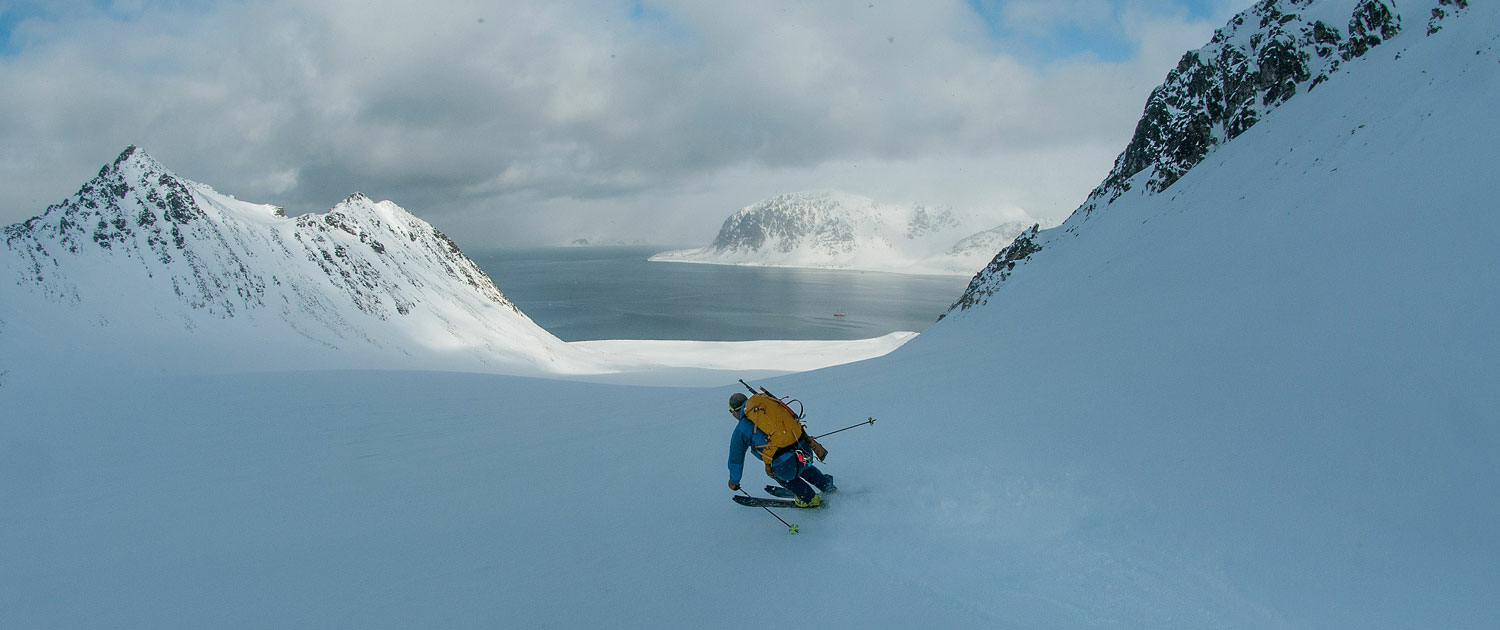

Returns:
834,313,846,317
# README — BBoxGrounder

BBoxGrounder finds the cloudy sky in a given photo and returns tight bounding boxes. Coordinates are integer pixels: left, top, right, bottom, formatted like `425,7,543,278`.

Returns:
0,0,1238,249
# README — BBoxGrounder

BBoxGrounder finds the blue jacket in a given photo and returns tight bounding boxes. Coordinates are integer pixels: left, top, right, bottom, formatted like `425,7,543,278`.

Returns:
727,417,770,486
729,416,807,484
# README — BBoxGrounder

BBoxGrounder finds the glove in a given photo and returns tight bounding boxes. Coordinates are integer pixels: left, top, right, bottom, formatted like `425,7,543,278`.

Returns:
728,482,741,491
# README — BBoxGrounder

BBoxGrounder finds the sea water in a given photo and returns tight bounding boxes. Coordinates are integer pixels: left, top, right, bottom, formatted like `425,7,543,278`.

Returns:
468,246,972,342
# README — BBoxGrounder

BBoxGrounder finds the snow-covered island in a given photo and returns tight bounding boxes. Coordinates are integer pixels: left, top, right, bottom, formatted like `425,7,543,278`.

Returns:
650,190,1037,275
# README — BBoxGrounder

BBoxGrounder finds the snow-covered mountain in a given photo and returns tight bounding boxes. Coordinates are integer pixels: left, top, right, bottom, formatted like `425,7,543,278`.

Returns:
650,190,1034,275
956,0,1466,311
0,146,599,374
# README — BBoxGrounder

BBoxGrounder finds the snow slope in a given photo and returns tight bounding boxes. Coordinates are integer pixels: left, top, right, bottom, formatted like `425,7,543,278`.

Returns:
3,0,1498,628
651,190,1034,275
0,146,596,375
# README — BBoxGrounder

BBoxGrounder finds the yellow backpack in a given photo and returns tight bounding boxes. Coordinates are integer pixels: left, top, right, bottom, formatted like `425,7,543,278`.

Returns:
738,381,830,467
743,392,807,467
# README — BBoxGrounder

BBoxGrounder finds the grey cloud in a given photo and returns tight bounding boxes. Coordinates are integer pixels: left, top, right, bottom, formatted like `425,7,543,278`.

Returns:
0,0,1227,247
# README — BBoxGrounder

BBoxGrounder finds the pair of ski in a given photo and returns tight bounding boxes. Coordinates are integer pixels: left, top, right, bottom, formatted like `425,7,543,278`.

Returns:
732,485,820,509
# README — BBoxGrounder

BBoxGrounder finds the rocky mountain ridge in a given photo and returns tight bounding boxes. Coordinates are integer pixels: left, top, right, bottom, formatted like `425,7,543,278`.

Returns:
952,0,1470,312
1,146,589,372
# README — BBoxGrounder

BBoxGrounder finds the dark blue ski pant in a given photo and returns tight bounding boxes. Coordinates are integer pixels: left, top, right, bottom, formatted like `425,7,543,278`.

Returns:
770,450,834,502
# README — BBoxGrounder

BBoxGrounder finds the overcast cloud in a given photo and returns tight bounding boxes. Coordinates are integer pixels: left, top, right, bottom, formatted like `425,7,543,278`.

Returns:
0,0,1236,248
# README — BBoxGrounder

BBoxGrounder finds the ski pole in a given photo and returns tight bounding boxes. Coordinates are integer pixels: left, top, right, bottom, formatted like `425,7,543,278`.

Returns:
740,488,799,534
814,417,876,440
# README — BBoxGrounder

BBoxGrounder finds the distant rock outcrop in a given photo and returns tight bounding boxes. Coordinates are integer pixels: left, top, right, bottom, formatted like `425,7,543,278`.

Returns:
651,190,1033,276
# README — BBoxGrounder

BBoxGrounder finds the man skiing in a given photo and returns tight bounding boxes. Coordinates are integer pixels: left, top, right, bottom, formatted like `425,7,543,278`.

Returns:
726,392,836,507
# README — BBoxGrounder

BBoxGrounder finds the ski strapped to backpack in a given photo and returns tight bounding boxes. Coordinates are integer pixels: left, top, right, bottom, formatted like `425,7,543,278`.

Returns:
738,379,829,466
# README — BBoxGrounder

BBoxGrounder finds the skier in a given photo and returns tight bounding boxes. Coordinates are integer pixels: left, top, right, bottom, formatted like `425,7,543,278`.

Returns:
726,392,836,507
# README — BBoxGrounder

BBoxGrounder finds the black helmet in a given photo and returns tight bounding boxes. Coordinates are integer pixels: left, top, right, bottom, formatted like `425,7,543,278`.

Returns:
728,393,747,412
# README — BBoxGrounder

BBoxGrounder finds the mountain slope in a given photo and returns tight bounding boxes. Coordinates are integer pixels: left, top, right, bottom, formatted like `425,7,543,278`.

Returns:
651,190,1033,275
844,0,1497,624
900,0,1496,624
956,0,1469,310
0,147,595,374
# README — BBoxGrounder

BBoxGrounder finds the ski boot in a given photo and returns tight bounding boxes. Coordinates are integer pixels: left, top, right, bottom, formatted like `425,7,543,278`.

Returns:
794,494,822,508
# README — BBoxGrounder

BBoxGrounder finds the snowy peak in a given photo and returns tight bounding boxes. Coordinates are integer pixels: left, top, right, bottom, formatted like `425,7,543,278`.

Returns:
1077,0,1407,221
106,144,171,182
2,147,588,373
292,190,516,316
711,190,967,250
951,0,1470,313
7,146,263,311
652,190,1033,276
707,191,875,255
905,203,966,240
16,145,195,247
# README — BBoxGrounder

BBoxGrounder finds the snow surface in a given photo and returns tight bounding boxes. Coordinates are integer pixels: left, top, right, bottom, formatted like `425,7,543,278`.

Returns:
4,1,1499,628
570,332,917,385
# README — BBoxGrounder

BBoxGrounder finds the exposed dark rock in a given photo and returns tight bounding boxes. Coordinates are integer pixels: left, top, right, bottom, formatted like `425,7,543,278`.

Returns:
3,146,522,329
1074,0,1402,225
944,225,1042,316
950,0,1435,315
